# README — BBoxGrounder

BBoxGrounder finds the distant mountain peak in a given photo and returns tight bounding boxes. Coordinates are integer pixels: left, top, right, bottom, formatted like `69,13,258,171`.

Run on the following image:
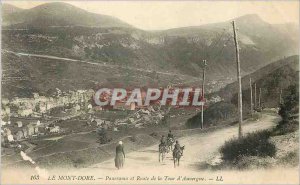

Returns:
2,3,23,14
234,14,267,25
30,2,84,12
35,2,74,6
3,2,132,28
236,14,261,20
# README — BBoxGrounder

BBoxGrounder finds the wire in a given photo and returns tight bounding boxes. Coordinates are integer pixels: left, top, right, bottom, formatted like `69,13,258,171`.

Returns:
205,26,231,59
210,35,233,62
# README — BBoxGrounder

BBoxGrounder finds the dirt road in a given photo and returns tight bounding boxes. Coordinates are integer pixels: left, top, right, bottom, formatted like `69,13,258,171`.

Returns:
72,112,297,184
75,113,297,184
85,113,278,173
3,49,200,80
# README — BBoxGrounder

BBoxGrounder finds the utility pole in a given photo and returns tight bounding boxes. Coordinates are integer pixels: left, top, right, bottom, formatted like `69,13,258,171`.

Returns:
249,78,253,115
232,21,243,138
279,88,283,104
258,88,262,108
201,59,207,129
254,83,257,109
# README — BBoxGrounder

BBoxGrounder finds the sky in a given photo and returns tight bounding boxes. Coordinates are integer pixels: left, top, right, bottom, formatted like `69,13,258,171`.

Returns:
3,0,299,30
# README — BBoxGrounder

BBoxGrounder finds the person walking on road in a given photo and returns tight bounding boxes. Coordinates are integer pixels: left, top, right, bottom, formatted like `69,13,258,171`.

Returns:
115,141,125,169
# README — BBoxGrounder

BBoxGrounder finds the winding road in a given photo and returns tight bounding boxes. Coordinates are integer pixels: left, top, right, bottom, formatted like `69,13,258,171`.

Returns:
3,49,200,80
85,113,278,172
74,112,298,184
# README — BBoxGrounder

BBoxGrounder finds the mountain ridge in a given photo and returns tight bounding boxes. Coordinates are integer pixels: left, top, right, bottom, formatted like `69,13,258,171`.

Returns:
2,2,132,28
2,3,23,15
1,2,299,99
2,3,298,31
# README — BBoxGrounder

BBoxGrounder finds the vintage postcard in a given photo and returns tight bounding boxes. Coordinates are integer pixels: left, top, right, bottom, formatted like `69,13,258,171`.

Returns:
1,0,299,184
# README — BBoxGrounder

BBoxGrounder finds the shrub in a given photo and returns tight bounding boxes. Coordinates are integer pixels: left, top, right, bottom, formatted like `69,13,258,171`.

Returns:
248,112,262,121
234,156,275,169
161,114,170,126
276,85,299,134
73,158,84,168
275,120,299,135
129,135,137,142
150,132,158,137
96,128,111,144
278,85,299,121
220,130,276,162
278,151,299,166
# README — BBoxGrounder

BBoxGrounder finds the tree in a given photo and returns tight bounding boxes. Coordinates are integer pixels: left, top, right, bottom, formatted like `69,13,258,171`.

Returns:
96,127,111,144
278,85,299,121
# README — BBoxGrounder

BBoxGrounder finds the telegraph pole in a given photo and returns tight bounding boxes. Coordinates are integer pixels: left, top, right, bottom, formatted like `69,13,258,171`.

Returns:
254,83,257,109
258,88,262,108
249,78,253,115
232,21,243,138
201,59,207,129
279,88,283,104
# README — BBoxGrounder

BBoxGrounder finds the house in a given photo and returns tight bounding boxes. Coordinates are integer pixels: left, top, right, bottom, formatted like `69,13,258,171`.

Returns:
1,106,10,118
75,104,80,111
16,131,24,141
129,118,135,123
1,120,7,126
1,117,11,126
16,121,23,128
34,126,39,134
50,126,60,133
36,127,45,136
33,93,39,99
22,128,28,138
94,119,105,127
39,102,47,113
18,108,33,117
2,98,9,105
27,123,39,136
4,128,11,136
141,109,150,115
113,127,119,132
7,134,14,142
27,124,35,136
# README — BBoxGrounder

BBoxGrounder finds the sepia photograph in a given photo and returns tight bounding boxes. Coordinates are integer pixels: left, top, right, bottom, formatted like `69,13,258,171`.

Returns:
1,0,299,184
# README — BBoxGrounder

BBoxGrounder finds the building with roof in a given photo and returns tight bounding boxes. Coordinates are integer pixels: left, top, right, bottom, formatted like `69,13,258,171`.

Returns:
16,121,23,128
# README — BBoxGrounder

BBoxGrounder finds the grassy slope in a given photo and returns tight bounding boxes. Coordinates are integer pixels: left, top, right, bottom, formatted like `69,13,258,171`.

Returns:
1,52,192,99
217,55,299,107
